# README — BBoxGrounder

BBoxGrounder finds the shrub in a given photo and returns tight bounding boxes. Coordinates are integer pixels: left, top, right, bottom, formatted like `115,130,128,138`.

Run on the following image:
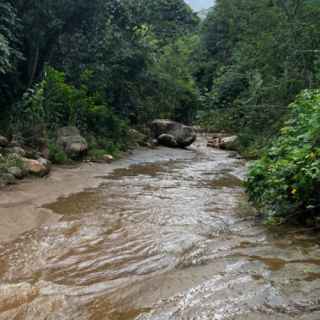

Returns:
246,90,320,224
11,67,130,155
48,143,69,164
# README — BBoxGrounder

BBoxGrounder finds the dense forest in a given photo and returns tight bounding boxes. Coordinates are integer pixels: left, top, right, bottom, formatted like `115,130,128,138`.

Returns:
1,0,320,224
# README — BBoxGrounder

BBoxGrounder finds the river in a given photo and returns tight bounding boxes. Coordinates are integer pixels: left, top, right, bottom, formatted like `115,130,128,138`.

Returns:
0,138,319,319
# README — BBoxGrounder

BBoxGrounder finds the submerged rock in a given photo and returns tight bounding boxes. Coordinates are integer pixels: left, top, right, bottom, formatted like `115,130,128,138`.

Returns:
57,127,88,159
151,119,196,148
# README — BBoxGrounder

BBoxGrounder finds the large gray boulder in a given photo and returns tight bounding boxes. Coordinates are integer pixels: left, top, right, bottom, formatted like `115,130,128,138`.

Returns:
151,120,196,148
57,127,88,159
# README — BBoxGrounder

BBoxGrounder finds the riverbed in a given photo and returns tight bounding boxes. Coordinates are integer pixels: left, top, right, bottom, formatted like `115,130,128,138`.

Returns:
0,138,319,319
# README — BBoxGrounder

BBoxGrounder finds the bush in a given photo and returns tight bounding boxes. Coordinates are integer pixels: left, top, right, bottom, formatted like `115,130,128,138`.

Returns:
11,67,130,156
246,90,320,224
48,143,70,164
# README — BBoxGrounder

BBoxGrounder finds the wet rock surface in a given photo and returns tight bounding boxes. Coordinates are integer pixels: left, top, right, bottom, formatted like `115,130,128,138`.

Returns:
151,119,196,148
0,138,319,319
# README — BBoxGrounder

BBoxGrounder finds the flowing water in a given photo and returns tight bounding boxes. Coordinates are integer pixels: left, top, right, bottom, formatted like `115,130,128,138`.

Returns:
0,139,319,319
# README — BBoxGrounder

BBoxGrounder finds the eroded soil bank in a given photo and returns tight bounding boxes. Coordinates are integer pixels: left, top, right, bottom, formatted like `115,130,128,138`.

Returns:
0,139,319,319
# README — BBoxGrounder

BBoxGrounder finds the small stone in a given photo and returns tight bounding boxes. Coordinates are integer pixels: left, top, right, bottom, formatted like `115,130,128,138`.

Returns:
103,154,114,163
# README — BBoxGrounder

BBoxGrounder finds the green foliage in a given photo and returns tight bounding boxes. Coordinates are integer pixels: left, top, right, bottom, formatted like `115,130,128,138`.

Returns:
0,2,21,74
0,154,24,174
11,67,130,151
1,0,200,143
48,143,69,164
195,0,320,152
87,135,123,161
246,90,320,223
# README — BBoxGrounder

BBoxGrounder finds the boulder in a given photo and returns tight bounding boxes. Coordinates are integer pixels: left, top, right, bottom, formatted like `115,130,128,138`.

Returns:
103,154,114,163
57,127,88,159
22,157,51,177
0,136,8,147
207,135,239,151
158,134,178,148
219,136,239,151
151,120,196,148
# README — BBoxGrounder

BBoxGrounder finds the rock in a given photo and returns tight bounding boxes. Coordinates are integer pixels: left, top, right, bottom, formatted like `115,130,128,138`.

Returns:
7,167,24,179
0,136,8,147
0,173,16,186
158,134,178,148
57,127,88,159
207,135,239,151
103,154,114,163
22,157,51,177
151,119,196,148
219,136,239,151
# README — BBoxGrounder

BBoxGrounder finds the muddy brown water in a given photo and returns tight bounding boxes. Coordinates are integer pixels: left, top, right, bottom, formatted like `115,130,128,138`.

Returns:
0,139,320,319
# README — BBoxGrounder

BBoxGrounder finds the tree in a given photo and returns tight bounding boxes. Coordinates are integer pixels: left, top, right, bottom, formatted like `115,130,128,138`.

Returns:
195,0,320,151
